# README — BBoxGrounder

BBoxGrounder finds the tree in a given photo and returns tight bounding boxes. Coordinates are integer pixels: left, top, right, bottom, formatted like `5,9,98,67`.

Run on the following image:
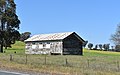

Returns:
115,45,120,52
4,30,20,49
20,32,31,42
94,44,98,50
0,0,20,52
103,44,110,51
99,44,102,50
111,46,114,51
88,43,93,50
82,40,88,48
110,24,120,45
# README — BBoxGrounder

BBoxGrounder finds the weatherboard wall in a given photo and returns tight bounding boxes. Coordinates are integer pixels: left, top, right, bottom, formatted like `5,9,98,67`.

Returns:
25,40,63,54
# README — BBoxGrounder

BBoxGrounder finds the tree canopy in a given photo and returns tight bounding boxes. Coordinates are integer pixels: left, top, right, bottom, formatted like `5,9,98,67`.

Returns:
0,0,20,52
103,44,110,51
88,43,93,50
110,24,120,45
20,32,31,42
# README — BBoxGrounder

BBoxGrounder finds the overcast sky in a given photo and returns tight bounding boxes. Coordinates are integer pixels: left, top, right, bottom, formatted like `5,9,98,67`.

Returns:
15,0,120,46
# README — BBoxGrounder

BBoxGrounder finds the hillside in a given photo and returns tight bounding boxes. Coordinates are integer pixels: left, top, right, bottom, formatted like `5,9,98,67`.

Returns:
0,41,120,75
4,41,25,54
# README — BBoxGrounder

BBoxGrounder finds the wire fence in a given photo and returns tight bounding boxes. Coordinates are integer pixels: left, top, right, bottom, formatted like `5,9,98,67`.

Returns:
0,54,120,73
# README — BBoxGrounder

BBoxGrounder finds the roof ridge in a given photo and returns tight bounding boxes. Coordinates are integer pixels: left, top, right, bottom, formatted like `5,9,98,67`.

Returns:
36,31,74,35
25,32,74,42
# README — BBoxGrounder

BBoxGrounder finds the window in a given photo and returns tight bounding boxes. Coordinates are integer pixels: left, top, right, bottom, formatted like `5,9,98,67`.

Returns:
43,43,46,48
32,42,35,45
39,42,42,44
47,42,50,44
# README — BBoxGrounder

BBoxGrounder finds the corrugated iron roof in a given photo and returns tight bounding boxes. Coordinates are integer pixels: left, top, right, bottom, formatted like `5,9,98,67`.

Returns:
25,32,74,42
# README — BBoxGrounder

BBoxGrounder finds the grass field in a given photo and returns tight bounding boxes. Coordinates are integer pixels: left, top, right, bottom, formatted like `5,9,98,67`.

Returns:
0,41,120,75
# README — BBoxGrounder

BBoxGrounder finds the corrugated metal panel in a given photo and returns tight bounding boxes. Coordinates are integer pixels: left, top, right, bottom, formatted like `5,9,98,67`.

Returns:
25,32,74,42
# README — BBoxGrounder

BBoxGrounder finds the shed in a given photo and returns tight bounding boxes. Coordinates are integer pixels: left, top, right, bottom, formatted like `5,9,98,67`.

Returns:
25,32,85,55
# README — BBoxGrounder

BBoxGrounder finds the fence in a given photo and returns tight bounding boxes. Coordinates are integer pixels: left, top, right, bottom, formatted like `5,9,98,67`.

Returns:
0,54,120,73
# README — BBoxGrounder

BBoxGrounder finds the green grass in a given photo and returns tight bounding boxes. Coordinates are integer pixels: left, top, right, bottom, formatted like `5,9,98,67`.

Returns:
0,41,120,75
4,41,25,54
84,49,120,56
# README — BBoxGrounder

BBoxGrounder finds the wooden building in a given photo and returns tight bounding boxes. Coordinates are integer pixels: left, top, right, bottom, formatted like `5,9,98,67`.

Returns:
25,32,85,55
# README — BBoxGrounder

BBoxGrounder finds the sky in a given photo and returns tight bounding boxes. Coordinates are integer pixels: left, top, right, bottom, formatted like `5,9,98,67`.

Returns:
14,0,120,46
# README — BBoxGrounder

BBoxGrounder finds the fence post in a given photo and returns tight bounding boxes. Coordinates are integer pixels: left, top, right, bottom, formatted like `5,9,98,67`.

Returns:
44,55,47,65
87,59,90,68
65,58,68,66
117,61,119,71
25,54,28,64
10,54,13,61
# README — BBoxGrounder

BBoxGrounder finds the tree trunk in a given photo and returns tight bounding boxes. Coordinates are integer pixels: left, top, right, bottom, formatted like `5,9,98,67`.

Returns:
0,43,3,53
5,46,7,49
0,37,4,53
0,21,4,53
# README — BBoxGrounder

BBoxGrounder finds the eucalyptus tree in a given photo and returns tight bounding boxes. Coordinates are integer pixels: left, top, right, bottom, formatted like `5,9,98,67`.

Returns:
0,0,20,52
